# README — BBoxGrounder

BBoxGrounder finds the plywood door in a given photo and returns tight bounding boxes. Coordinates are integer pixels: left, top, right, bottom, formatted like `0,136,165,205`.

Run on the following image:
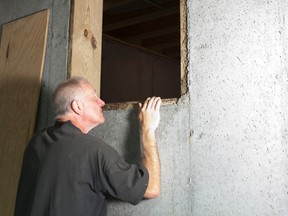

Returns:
0,10,49,216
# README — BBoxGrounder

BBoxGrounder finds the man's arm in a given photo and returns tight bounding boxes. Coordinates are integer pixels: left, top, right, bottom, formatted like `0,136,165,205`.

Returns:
138,97,161,199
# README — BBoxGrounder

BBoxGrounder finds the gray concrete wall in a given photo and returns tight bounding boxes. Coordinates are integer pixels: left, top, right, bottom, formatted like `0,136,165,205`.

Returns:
186,0,288,215
1,0,288,215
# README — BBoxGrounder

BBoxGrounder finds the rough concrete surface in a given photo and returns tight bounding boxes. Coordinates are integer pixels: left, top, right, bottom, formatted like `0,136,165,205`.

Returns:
186,0,288,215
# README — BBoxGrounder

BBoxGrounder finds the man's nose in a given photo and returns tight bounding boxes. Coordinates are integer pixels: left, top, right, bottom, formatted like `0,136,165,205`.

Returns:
97,98,105,107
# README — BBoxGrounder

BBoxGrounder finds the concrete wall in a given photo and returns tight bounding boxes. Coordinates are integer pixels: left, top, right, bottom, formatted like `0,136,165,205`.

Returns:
1,0,288,215
187,0,288,215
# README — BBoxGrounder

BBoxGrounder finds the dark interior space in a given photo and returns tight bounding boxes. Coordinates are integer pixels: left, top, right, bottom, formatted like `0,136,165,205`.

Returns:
101,0,181,103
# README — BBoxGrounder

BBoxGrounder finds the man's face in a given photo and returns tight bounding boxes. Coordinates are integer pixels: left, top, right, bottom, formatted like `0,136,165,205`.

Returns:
81,83,105,127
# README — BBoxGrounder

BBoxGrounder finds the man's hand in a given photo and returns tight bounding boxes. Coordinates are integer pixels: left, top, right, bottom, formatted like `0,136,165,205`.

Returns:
138,97,161,199
138,97,161,134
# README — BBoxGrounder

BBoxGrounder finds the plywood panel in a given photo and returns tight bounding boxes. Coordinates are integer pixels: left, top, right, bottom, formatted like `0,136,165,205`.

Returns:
0,10,49,216
69,0,103,95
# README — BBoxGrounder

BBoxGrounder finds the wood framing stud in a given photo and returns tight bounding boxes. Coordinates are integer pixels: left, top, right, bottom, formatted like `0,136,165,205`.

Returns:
68,0,103,95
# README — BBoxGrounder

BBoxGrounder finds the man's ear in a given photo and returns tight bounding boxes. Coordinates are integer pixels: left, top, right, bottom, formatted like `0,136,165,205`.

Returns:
71,100,83,115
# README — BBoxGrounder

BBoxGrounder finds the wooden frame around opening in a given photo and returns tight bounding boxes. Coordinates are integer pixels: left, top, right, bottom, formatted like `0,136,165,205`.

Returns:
68,0,188,109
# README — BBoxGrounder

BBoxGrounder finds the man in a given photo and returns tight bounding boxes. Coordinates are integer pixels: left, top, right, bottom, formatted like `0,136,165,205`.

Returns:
14,77,161,216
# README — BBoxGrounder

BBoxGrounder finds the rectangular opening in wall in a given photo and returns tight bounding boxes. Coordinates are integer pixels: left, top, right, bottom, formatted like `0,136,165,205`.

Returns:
101,0,183,104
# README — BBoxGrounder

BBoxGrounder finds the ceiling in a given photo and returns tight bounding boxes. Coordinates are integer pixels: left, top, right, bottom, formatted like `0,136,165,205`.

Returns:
103,0,180,61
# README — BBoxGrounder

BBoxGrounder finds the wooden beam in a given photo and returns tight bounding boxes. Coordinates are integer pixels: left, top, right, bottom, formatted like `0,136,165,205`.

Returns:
124,25,179,43
69,0,103,95
104,0,136,11
148,41,180,51
103,6,179,32
163,46,180,55
103,34,178,62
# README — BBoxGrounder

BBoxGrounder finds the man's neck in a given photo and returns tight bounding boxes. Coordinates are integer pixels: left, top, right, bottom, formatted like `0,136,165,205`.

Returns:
56,115,88,134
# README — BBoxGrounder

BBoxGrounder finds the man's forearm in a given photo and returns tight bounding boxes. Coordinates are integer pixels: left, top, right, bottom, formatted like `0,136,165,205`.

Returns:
138,97,161,199
142,130,160,198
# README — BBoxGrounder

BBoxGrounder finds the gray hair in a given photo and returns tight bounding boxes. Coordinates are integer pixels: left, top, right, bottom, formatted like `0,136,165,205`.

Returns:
51,77,90,117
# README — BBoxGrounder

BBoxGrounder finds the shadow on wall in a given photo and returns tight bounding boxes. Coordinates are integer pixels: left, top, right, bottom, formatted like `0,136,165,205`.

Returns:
123,109,142,166
35,82,54,132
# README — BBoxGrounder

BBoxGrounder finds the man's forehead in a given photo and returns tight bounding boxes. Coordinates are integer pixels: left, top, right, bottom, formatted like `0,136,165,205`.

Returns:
82,83,97,94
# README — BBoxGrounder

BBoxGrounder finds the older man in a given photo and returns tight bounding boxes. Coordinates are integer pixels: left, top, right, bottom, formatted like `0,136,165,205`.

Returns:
14,77,161,216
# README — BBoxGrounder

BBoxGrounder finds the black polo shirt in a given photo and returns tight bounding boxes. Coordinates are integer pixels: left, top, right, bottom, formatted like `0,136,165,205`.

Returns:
14,121,148,216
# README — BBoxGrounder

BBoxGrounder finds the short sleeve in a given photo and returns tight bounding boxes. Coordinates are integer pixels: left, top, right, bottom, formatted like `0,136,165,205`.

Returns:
98,146,149,205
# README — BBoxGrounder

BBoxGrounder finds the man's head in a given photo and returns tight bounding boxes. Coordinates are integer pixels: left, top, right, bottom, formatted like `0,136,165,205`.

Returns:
52,77,105,132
